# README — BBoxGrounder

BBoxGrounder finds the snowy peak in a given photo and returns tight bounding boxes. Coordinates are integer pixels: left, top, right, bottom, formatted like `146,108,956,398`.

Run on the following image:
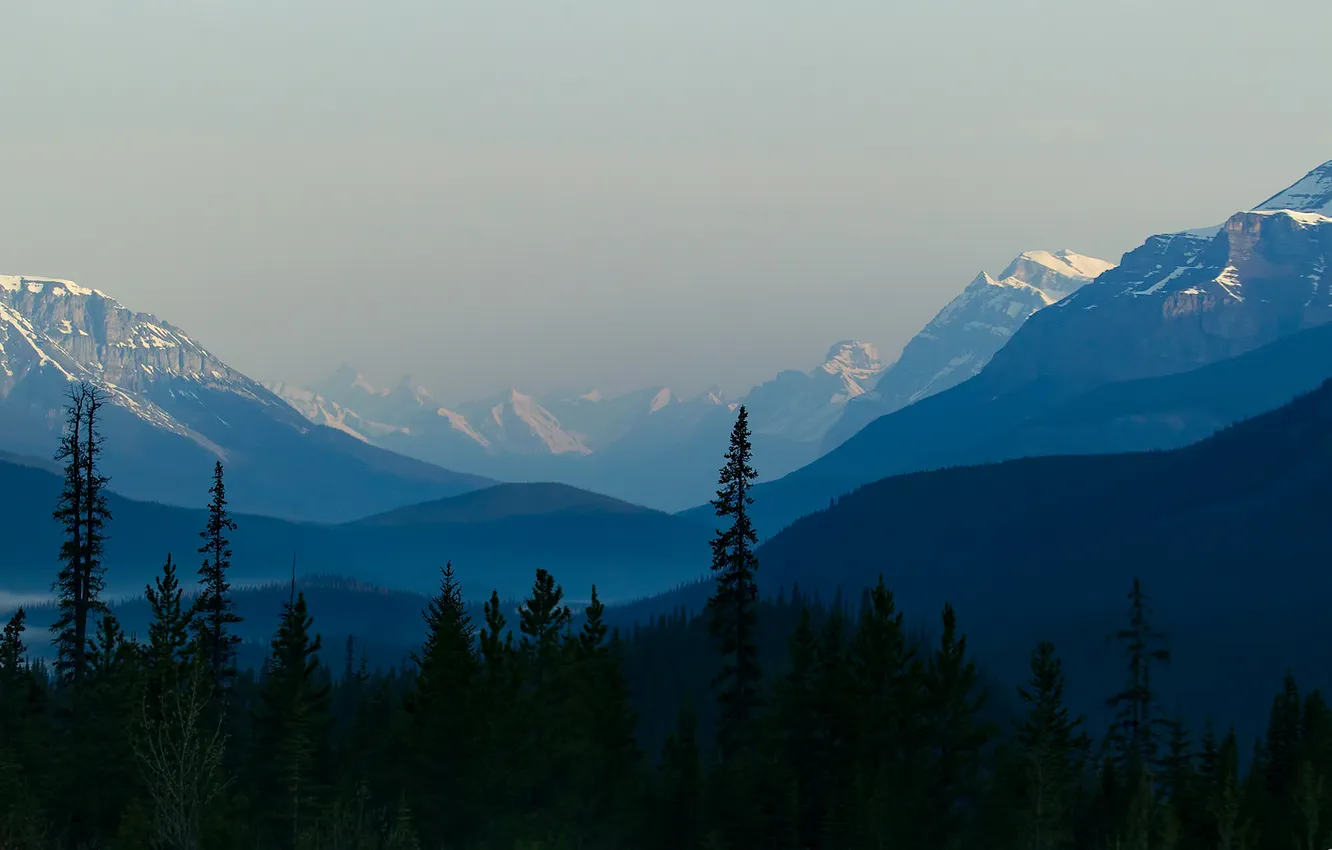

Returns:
985,201,1332,389
821,340,883,376
823,247,1116,449
500,389,590,455
997,249,1116,303
819,341,886,402
1006,250,1116,282
1,273,290,438
931,248,1113,331
1255,160,1332,217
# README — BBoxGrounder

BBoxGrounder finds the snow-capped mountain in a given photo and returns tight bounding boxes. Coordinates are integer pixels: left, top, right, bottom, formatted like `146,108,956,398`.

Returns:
982,165,1332,391
743,341,887,442
267,342,880,509
824,249,1115,448
0,275,290,436
0,276,489,521
1254,160,1332,215
713,157,1332,540
266,369,726,469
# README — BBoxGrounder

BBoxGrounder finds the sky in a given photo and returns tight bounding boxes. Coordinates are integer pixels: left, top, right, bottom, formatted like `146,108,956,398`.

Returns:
1,0,1330,403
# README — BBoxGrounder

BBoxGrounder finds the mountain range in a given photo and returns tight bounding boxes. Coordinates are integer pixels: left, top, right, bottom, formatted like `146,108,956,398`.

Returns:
263,248,1108,510
825,249,1115,448
0,276,492,522
264,342,889,505
704,159,1332,538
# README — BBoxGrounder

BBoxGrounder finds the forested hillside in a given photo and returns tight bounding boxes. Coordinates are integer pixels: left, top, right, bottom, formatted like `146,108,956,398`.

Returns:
3,383,1332,849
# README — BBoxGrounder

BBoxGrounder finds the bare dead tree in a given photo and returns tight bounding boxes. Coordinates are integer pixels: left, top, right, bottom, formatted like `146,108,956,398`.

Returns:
131,669,231,850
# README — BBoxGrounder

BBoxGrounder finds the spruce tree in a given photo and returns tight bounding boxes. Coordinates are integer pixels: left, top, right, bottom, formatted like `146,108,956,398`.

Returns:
408,562,480,846
0,608,26,678
518,567,571,684
918,603,991,850
194,460,241,689
254,589,330,847
1015,639,1090,850
1106,576,1171,771
705,404,762,764
144,553,193,690
846,577,920,847
656,704,703,850
564,585,640,849
1205,729,1247,850
477,587,519,840
0,608,29,754
51,381,112,686
87,612,125,679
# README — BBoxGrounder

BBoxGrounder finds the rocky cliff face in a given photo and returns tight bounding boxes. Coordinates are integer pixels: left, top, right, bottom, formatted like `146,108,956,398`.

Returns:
982,209,1332,390
824,249,1114,449
0,276,488,521
0,276,295,439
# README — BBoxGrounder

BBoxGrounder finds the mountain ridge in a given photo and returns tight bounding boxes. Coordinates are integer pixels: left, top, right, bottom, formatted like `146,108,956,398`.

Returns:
690,158,1332,536
825,247,1115,448
0,275,494,522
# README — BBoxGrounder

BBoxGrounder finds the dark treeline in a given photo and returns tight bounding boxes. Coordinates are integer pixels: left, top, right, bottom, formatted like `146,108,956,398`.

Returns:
2,384,1330,849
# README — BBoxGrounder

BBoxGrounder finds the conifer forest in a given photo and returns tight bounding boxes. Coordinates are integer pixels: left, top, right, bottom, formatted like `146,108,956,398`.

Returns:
3,383,1331,850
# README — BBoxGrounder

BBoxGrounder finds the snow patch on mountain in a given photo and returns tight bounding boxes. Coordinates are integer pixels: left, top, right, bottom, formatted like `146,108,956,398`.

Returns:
436,407,490,447
823,248,1115,450
1255,160,1332,216
820,341,885,403
1017,250,1117,281
508,390,591,455
1,274,316,460
650,387,673,412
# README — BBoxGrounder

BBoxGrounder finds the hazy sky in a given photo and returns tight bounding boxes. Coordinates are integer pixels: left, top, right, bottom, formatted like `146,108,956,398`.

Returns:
2,0,1329,402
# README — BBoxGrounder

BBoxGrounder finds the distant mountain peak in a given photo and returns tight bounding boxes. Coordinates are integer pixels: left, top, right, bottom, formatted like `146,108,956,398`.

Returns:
393,374,434,404
819,341,885,402
1255,159,1332,216
322,363,383,398
0,272,285,437
822,247,1116,449
1007,249,1117,282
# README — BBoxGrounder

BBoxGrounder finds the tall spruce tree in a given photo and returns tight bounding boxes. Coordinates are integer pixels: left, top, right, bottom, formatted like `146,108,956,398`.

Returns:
918,603,991,850
254,588,330,848
477,587,520,845
1106,576,1171,771
771,607,823,849
408,562,480,846
564,585,640,849
194,460,241,689
51,381,112,686
1015,639,1090,850
705,404,762,764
